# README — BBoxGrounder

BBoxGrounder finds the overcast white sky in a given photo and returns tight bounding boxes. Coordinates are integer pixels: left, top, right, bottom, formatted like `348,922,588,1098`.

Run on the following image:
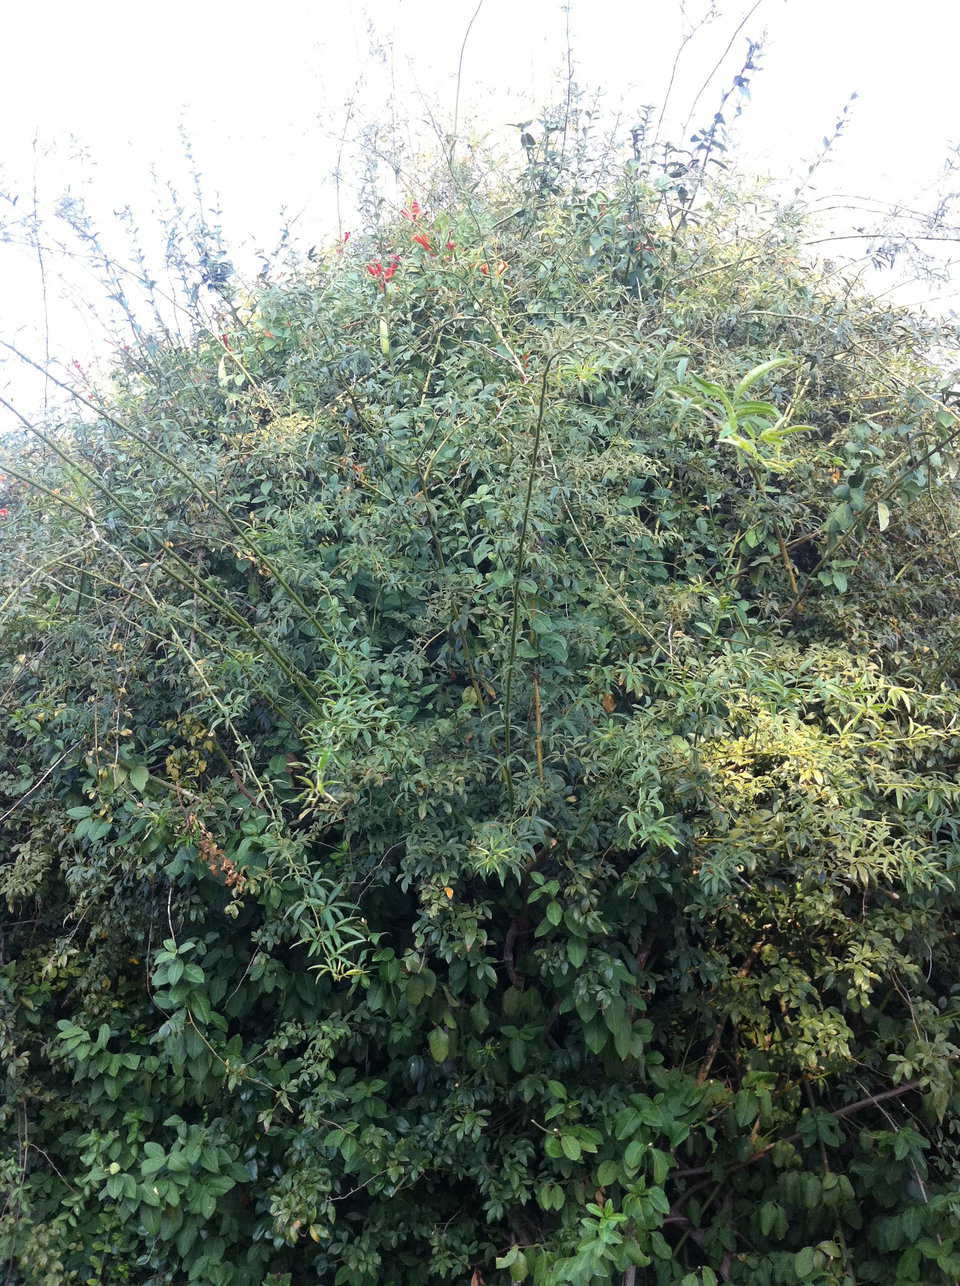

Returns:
2,0,959,425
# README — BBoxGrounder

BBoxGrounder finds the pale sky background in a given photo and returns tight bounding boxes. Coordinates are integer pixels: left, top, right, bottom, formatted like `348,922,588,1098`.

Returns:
1,0,959,427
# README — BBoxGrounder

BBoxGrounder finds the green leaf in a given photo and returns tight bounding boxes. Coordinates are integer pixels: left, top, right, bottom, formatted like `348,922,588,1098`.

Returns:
624,1139,645,1171
539,633,568,663
509,1253,528,1282
651,1231,672,1260
560,1134,582,1161
566,937,587,967
828,501,854,531
584,1020,606,1055
428,1028,449,1063
470,1000,489,1033
734,356,791,401
509,1034,526,1072
734,1089,757,1127
794,1246,815,1279
190,991,212,1025
650,1148,671,1186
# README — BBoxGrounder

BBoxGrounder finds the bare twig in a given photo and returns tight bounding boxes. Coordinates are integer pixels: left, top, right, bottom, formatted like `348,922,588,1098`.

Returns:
449,0,486,167
681,0,766,137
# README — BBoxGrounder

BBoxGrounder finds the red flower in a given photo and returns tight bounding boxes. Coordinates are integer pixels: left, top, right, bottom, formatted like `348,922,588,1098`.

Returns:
367,257,400,290
401,200,422,221
412,233,434,254
342,231,351,244
0,508,8,518
445,239,456,251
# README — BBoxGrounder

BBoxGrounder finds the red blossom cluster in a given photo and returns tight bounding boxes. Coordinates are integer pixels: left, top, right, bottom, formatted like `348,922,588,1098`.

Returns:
358,202,462,287
366,256,400,289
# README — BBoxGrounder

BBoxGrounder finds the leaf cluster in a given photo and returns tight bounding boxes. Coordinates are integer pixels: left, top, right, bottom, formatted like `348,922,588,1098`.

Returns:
2,130,960,1284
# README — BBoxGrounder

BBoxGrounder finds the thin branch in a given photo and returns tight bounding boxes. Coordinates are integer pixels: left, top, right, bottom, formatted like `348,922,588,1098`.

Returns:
696,940,763,1085
502,356,556,803
674,1077,927,1180
0,744,79,825
681,0,766,137
654,3,715,149
449,0,486,167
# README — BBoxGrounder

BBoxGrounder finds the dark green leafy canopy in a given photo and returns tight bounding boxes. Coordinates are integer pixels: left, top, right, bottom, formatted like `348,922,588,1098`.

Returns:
3,158,960,1285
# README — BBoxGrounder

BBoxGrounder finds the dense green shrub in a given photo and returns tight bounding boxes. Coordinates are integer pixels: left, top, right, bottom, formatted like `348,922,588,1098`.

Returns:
3,136,960,1284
